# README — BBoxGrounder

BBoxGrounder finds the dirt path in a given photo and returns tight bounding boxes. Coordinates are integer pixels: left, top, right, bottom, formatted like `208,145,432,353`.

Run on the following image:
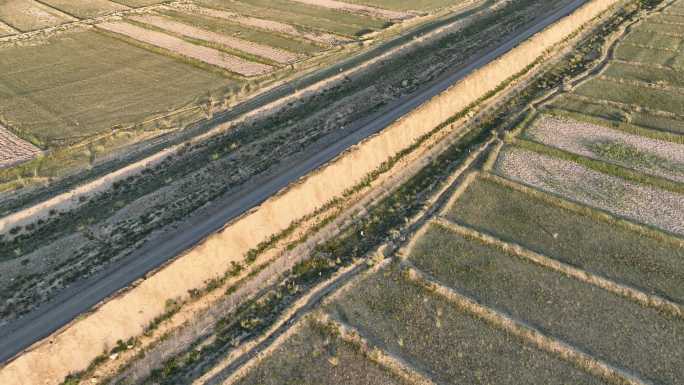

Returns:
97,21,272,75
130,15,300,63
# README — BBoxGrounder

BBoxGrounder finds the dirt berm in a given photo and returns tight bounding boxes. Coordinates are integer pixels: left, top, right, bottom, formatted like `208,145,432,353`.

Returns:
0,0,621,383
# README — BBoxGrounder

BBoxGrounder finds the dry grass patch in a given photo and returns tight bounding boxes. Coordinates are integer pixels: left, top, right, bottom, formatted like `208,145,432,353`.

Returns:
130,14,300,63
38,0,128,19
408,223,684,385
0,0,75,32
0,20,18,36
97,21,272,76
494,146,684,236
109,0,164,7
325,265,604,385
523,115,684,182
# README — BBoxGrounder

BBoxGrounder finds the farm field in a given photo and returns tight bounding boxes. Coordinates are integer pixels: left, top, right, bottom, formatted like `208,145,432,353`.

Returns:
38,0,128,19
0,0,413,183
0,125,41,169
9,2,683,384
522,115,684,182
344,0,464,11
0,0,75,32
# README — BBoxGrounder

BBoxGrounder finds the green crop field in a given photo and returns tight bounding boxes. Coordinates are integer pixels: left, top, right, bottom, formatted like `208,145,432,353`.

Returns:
614,42,678,66
603,61,684,87
0,29,237,147
620,29,682,50
197,0,389,37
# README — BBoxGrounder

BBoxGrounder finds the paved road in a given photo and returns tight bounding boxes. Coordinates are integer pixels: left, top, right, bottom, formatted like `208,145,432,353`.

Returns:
0,0,588,364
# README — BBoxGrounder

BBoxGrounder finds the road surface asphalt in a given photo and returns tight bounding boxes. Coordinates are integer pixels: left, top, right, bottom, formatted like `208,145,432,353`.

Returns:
0,0,588,364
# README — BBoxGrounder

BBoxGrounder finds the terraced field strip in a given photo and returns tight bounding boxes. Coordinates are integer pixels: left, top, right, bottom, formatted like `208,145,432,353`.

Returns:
97,21,272,76
402,265,650,385
0,125,41,169
171,4,345,45
495,145,684,236
544,94,684,135
109,0,165,7
405,223,684,384
574,77,684,116
38,0,128,19
613,41,684,68
288,0,412,20
343,0,469,11
326,263,606,384
197,0,388,37
130,14,300,63
0,0,76,31
432,217,684,320
603,60,684,88
446,175,684,305
523,115,684,182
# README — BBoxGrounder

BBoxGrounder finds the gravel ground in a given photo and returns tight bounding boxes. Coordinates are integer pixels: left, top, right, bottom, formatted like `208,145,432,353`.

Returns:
325,266,604,385
495,146,684,236
525,115,684,182
408,224,684,385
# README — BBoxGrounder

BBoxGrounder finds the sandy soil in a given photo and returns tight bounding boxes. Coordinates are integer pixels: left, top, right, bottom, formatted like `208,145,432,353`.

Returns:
97,21,272,76
289,0,412,20
130,14,300,63
174,4,347,46
0,124,41,169
495,146,684,236
526,115,684,182
0,20,18,36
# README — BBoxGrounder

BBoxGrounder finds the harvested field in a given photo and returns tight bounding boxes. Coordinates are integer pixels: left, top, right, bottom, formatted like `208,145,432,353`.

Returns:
494,146,684,236
38,0,128,19
523,115,684,182
613,42,678,67
621,29,683,50
545,95,684,134
639,20,684,35
325,266,604,385
234,319,411,385
160,8,325,55
130,14,300,63
97,21,272,76
197,0,388,37
288,0,411,20
0,124,41,169
176,4,344,45
0,0,75,32
573,78,684,115
603,61,684,88
344,0,469,11
0,29,237,145
408,224,684,385
446,176,684,306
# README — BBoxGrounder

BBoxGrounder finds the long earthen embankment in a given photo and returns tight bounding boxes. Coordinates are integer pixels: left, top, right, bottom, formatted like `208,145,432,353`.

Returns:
0,0,621,383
